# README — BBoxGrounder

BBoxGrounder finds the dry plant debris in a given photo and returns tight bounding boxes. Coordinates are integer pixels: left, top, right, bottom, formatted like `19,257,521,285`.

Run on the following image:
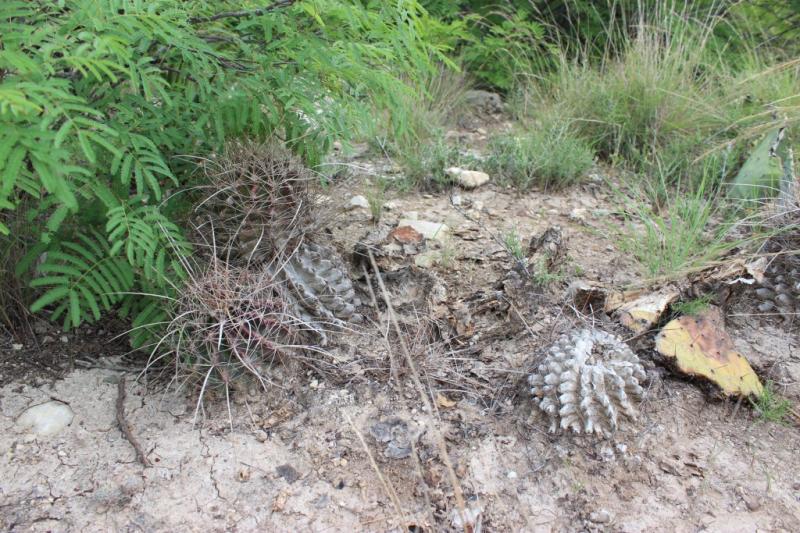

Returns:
529,329,646,437
656,307,763,397
605,288,680,334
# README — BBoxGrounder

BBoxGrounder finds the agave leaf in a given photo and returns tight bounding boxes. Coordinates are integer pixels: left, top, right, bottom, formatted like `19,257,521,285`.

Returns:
729,128,786,201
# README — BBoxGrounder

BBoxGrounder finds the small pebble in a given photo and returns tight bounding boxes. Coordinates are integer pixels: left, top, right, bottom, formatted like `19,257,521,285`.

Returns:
507,471,518,479
347,195,370,211
12,343,23,351
745,496,762,512
589,510,612,524
60,335,69,343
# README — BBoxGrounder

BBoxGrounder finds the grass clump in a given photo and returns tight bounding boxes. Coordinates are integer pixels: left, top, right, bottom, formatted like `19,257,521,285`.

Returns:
365,183,387,223
612,168,750,280
671,294,714,317
503,228,526,261
750,381,793,424
487,120,595,190
400,137,480,191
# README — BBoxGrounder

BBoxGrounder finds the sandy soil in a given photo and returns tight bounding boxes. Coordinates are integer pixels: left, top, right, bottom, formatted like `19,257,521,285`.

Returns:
2,126,800,532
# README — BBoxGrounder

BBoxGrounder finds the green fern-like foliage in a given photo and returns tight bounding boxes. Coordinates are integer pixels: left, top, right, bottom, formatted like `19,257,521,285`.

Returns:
1,0,441,341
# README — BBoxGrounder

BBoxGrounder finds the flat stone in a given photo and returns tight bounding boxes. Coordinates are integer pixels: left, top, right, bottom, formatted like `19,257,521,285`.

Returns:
445,167,490,189
397,219,449,242
16,401,74,436
388,226,424,244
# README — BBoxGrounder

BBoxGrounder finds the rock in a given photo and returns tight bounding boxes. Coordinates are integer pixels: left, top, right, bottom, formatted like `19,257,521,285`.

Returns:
445,167,490,189
369,417,421,460
60,335,68,343
414,252,438,269
589,510,612,524
744,495,762,512
384,200,400,210
451,194,463,206
568,208,587,223
276,464,301,484
16,401,74,436
347,195,370,210
397,219,449,242
12,343,23,351
388,225,424,245
464,90,503,114
507,471,518,479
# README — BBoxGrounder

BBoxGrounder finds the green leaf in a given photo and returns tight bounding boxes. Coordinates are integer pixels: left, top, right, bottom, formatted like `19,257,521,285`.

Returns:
30,286,70,313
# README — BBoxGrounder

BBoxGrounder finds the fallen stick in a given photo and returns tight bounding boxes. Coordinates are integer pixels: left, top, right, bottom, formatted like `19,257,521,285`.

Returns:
116,376,152,467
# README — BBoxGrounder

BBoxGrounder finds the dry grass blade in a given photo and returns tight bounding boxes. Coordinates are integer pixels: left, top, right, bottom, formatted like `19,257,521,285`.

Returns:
345,413,408,529
367,251,469,530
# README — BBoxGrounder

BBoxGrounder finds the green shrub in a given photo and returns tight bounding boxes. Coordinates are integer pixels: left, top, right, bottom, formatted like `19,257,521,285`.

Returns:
0,1,441,340
486,120,594,190
419,2,553,90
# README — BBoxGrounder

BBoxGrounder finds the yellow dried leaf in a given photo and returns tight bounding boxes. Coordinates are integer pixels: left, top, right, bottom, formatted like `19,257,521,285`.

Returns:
436,393,457,409
656,307,763,397
606,289,679,334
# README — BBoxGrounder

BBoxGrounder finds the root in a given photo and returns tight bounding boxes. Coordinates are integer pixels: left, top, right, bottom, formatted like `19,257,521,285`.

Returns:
116,376,152,467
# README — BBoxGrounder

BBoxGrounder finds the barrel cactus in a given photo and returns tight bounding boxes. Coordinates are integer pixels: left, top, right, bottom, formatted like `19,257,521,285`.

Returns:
529,329,646,437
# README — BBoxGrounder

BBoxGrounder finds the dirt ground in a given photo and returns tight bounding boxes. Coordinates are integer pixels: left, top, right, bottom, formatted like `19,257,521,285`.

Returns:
2,124,800,532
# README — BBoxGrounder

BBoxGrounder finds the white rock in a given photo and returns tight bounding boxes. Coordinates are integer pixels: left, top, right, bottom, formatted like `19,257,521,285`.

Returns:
12,343,23,351
17,401,74,436
397,219,449,242
507,471,518,479
451,194,463,206
384,200,400,211
347,195,370,210
414,252,438,269
589,510,612,524
568,208,587,222
445,167,490,189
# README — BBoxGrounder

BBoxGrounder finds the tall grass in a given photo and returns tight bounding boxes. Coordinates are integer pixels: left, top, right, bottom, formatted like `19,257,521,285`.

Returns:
611,164,763,279
512,1,798,187
486,114,595,190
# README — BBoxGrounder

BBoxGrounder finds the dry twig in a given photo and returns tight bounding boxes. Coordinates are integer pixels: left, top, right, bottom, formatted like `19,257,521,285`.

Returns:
116,376,152,467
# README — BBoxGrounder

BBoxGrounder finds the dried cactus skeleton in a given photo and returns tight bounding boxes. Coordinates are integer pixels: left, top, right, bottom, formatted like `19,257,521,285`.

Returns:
529,329,646,437
753,154,799,320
